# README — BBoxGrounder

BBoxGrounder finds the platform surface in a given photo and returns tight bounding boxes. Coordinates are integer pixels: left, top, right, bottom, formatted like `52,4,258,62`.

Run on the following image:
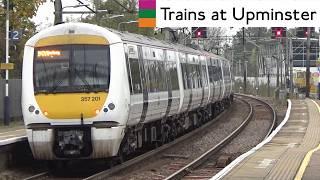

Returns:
222,99,320,180
0,122,26,146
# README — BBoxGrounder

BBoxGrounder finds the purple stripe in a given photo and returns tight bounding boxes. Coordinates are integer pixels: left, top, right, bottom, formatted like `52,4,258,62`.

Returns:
139,0,156,9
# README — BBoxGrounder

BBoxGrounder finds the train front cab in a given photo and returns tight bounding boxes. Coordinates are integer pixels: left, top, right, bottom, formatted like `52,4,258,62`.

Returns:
22,24,130,160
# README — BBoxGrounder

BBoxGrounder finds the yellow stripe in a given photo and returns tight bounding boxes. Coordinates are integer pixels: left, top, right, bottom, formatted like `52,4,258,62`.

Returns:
35,92,107,119
294,99,320,180
35,35,109,47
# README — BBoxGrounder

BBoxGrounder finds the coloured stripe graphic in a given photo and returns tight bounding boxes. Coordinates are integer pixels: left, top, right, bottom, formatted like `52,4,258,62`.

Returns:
139,0,156,27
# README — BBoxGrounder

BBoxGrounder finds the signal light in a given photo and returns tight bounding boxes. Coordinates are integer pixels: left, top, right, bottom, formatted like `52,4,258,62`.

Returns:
197,31,202,37
297,27,315,38
276,30,281,36
192,27,207,38
271,27,286,39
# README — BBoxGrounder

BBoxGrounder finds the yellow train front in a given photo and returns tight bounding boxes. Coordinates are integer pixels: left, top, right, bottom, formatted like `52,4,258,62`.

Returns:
22,23,129,160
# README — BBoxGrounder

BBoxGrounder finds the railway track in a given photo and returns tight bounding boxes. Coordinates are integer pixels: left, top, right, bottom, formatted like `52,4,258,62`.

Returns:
165,94,277,180
82,96,252,180
23,94,276,180
24,172,49,180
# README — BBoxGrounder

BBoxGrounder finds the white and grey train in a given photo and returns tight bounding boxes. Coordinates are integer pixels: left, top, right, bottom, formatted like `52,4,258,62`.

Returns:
22,23,233,160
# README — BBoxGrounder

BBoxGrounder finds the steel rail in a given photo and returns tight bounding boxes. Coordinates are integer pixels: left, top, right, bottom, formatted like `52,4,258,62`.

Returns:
235,93,277,139
23,171,49,180
165,96,254,180
165,94,277,180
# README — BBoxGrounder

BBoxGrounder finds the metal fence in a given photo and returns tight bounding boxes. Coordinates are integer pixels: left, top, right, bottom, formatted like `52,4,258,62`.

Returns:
0,79,22,121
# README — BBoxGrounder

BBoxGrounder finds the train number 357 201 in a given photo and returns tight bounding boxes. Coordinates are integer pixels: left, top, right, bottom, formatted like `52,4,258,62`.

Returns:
81,96,101,101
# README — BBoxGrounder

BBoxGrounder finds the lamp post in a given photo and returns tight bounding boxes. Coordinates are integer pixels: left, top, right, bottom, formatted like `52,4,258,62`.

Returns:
242,27,246,94
4,0,10,125
306,27,311,98
117,20,138,31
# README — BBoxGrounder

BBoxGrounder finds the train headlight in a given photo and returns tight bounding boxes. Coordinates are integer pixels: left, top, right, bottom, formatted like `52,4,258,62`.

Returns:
28,105,35,112
108,103,115,110
95,109,100,115
44,111,48,116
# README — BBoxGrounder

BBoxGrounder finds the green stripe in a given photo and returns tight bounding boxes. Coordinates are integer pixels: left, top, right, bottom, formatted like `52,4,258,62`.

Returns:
139,10,156,18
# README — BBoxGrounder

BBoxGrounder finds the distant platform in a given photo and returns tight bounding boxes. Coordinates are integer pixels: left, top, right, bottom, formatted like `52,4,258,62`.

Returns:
213,99,320,180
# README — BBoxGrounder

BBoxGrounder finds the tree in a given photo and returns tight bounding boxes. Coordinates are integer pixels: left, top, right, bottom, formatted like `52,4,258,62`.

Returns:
204,27,226,54
229,27,270,76
0,0,45,78
83,0,155,37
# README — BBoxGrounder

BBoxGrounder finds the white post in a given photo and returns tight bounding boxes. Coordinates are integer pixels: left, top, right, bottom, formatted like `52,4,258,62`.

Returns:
4,0,10,125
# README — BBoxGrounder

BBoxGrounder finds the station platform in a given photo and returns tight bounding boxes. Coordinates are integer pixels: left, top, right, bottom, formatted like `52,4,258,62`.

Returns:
213,99,320,180
0,124,26,146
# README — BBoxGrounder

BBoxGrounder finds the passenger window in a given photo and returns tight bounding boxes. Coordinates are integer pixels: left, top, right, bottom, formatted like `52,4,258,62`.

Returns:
141,47,168,93
158,61,167,91
181,63,188,89
169,62,179,90
208,66,214,83
148,60,158,92
143,60,151,92
127,45,142,94
202,65,208,87
130,59,142,94
197,65,203,88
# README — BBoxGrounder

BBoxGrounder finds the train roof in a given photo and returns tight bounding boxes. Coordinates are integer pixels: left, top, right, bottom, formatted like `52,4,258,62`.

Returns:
108,28,204,55
27,22,229,62
109,28,231,62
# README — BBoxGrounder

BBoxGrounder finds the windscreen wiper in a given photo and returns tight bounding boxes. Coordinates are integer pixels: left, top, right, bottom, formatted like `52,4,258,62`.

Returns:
71,67,94,92
48,78,64,93
48,69,66,93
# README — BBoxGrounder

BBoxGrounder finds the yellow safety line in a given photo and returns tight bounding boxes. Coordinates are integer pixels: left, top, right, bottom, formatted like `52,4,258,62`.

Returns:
294,99,320,180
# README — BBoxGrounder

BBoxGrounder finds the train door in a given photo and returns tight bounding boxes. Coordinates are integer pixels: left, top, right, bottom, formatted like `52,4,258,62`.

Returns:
219,59,225,99
189,54,202,110
226,61,232,97
166,50,180,116
207,58,214,103
125,44,145,126
215,59,222,101
141,46,168,122
222,60,228,97
223,60,231,98
179,52,190,113
212,58,220,101
200,56,209,107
